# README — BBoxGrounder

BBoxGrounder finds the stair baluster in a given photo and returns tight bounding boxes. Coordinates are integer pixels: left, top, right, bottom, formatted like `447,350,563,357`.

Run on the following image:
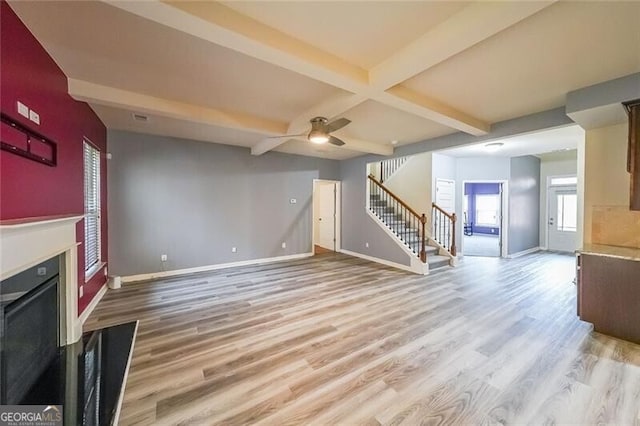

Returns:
431,202,457,257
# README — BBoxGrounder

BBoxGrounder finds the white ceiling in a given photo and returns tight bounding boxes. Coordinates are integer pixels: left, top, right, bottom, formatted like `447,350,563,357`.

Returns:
438,125,584,158
7,1,640,160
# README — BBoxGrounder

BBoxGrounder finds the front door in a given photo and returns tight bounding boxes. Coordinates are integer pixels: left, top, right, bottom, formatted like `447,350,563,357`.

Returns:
317,182,336,251
548,187,578,252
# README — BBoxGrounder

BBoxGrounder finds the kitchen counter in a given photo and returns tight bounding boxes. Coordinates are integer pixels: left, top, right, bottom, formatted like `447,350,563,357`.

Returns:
578,243,640,262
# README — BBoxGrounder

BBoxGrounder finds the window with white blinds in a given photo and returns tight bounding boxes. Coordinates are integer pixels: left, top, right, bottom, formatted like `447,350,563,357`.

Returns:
84,141,101,274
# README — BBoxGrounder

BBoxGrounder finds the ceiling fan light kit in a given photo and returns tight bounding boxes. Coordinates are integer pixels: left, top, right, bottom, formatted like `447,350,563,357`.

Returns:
267,116,351,147
309,130,329,144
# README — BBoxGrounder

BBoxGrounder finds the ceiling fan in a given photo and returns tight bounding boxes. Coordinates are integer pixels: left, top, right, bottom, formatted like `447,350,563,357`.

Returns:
267,116,351,146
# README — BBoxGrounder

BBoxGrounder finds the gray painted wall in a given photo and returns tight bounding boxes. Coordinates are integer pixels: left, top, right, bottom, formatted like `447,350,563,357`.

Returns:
509,156,541,255
107,130,339,276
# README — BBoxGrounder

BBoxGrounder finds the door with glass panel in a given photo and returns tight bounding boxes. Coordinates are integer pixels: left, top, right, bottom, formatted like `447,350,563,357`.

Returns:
548,187,578,252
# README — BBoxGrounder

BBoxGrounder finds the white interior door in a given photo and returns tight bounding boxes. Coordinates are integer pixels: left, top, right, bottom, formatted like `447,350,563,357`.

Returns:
435,179,455,213
317,182,336,251
435,179,455,238
548,187,578,252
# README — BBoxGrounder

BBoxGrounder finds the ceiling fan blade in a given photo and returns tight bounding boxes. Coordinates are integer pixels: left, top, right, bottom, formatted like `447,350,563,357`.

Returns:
328,136,346,146
265,132,306,139
325,117,351,133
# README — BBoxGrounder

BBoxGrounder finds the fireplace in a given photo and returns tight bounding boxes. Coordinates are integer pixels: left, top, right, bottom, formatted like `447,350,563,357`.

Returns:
0,215,84,402
0,256,60,404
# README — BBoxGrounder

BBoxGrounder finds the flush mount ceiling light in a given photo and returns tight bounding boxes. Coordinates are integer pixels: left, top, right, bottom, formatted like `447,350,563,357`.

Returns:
308,128,330,144
484,142,504,152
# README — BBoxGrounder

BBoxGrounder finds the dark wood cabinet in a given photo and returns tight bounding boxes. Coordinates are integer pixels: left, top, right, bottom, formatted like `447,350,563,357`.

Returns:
625,100,640,210
577,251,640,344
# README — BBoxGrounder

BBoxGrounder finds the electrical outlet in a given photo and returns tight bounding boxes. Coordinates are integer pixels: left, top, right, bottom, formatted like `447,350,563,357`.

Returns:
365,242,369,248
161,254,168,262
37,267,47,276
281,242,286,249
79,286,84,298
232,247,237,253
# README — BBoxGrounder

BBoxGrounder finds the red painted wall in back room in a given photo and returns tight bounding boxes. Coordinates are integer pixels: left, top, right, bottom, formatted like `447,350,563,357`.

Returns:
0,1,108,313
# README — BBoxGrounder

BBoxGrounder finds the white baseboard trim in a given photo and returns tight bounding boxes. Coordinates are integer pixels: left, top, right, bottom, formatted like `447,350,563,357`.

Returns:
121,252,314,283
507,246,541,259
339,249,426,275
78,283,107,325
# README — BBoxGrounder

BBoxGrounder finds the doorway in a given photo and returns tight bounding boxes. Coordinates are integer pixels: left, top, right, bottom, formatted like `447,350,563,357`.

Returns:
313,180,341,254
547,176,578,252
462,181,507,257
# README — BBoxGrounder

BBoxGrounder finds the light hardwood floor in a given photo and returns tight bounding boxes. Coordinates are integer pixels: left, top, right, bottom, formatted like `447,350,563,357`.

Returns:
85,252,640,425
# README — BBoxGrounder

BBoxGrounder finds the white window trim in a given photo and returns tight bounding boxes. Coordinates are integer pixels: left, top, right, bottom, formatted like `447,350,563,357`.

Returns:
84,140,101,279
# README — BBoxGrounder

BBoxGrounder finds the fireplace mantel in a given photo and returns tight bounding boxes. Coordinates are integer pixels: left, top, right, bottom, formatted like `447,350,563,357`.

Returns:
0,214,84,344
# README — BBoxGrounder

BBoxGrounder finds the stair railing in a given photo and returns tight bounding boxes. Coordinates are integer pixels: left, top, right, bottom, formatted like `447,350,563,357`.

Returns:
431,202,457,256
368,174,427,262
379,157,409,183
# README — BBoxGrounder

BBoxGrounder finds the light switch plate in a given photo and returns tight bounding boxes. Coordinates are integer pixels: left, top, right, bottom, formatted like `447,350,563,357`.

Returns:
290,198,297,204
29,110,40,124
17,101,29,118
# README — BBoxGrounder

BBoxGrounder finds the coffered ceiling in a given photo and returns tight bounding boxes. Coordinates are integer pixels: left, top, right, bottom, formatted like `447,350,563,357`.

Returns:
8,1,640,160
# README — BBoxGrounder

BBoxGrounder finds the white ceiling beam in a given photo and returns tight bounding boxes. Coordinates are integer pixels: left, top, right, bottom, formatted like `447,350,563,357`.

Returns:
68,79,287,135
97,0,555,155
376,87,490,136
104,0,488,145
107,1,368,93
369,1,557,89
251,137,296,156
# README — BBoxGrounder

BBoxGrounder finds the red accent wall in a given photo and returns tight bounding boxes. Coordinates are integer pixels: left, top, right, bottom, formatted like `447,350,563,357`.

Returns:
1,1,108,313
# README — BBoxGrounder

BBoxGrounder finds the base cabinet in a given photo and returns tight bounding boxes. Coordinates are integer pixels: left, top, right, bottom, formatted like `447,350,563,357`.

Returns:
577,253,640,344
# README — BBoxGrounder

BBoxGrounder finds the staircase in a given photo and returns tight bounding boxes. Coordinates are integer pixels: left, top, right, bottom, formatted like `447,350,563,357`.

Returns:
368,175,452,271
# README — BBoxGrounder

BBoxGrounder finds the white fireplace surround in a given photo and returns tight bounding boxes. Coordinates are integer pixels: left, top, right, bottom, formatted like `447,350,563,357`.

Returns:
0,215,84,344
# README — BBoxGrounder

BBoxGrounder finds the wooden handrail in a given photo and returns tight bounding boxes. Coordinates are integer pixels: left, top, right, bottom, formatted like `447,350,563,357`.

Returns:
432,202,456,221
369,174,425,223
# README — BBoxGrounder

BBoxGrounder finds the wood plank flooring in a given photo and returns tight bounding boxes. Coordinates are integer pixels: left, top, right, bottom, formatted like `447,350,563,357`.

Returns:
85,252,640,425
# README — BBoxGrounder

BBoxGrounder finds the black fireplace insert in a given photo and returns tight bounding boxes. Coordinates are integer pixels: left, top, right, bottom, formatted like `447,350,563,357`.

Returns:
0,256,60,404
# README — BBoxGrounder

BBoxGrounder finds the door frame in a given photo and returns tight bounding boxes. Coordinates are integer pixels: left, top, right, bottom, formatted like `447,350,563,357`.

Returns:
460,180,509,258
312,179,341,252
545,175,578,252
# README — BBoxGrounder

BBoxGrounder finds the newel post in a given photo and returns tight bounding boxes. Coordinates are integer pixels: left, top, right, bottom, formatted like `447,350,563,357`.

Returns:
450,213,457,257
420,213,427,263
